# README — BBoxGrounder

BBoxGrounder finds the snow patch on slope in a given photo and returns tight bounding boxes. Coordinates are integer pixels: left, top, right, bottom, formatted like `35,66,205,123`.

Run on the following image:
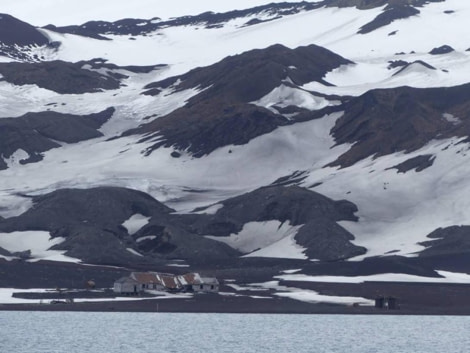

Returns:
276,271,470,284
122,214,150,235
243,227,307,260
206,221,304,259
0,231,80,263
3,149,30,167
136,235,157,243
192,204,223,215
251,84,337,115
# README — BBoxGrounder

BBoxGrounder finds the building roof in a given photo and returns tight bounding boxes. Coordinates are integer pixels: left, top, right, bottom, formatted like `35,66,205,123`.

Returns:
159,274,179,289
115,276,138,284
130,272,180,289
119,272,219,290
177,272,203,286
200,277,219,285
177,273,219,286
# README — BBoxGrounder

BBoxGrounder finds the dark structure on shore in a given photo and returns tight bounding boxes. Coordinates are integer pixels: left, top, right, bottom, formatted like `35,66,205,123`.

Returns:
375,296,399,310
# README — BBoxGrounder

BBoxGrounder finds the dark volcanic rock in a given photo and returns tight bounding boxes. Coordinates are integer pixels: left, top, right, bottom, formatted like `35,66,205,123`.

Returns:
0,14,52,62
358,5,419,34
322,0,444,34
392,60,436,75
179,186,359,236
143,44,352,101
0,61,121,93
128,44,352,157
217,185,359,227
329,83,470,167
43,2,323,39
132,222,239,262
419,226,470,257
0,187,172,232
295,220,365,261
138,103,287,157
271,171,310,187
323,0,444,10
41,1,444,42
0,14,49,46
82,58,166,75
0,246,11,257
177,185,365,261
0,187,238,265
0,108,114,170
387,60,408,69
429,45,455,55
387,154,435,173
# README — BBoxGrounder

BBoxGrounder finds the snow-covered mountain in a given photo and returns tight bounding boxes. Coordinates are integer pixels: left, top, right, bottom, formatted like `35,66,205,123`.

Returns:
2,0,470,299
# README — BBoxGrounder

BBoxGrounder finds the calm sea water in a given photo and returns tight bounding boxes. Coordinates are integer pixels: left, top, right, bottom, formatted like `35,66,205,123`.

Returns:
1,312,469,353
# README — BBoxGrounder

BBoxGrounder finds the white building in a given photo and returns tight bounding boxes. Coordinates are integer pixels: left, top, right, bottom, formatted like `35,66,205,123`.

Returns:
113,272,219,294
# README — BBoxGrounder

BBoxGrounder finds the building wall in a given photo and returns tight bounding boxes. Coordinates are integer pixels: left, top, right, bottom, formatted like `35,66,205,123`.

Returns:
144,283,166,291
193,284,219,292
113,281,138,294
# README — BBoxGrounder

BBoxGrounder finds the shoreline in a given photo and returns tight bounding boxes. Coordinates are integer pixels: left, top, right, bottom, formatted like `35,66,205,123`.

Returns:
3,295,470,316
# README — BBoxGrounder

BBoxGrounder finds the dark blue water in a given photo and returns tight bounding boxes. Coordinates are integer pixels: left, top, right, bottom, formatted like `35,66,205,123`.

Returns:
1,312,469,352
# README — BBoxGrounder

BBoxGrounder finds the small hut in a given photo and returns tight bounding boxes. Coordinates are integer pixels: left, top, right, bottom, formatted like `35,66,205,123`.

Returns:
375,296,399,310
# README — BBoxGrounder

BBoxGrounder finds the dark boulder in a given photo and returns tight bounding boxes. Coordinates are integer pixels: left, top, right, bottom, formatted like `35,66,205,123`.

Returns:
429,45,455,55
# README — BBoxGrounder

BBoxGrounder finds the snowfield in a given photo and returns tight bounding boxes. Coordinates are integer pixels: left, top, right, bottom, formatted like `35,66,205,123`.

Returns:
1,0,314,26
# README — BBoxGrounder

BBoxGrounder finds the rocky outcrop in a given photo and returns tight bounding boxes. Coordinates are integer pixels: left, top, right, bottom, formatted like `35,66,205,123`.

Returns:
43,2,323,39
0,14,52,61
0,108,114,170
330,83,470,167
0,187,239,265
177,185,366,261
429,45,455,55
323,0,444,10
323,0,444,34
358,5,419,34
388,154,435,173
0,13,48,46
142,44,352,101
127,44,352,157
0,61,121,93
42,1,445,41
138,103,287,158
0,185,366,264
419,226,470,257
